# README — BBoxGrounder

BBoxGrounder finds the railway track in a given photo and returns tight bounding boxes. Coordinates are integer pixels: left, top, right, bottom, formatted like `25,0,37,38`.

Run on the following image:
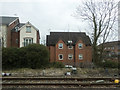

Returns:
2,77,120,81
1,77,120,87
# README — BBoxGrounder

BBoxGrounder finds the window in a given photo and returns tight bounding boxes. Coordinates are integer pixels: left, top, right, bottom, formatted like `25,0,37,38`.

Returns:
68,45,73,49
78,43,83,49
112,47,114,50
104,47,107,50
118,52,120,55
118,44,120,50
15,26,19,32
24,38,33,47
58,43,63,49
68,40,72,44
68,54,73,60
59,54,63,60
29,39,32,44
79,54,83,60
26,26,31,33
111,52,115,55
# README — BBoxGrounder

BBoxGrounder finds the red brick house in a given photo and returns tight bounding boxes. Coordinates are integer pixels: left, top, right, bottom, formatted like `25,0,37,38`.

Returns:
46,32,92,67
98,41,120,62
0,16,19,47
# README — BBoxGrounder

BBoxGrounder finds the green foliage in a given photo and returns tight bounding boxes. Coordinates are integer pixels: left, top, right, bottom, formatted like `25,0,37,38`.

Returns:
25,44,49,69
2,44,49,69
98,60,118,68
49,62,64,68
2,47,20,69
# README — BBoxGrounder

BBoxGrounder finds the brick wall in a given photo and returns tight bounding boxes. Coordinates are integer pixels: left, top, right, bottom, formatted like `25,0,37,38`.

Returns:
36,31,40,44
7,19,19,47
48,39,92,67
11,32,19,47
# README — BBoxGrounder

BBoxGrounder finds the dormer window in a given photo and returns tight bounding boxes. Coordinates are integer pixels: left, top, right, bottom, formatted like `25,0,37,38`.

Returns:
68,40,72,44
26,26,31,33
58,43,63,49
78,43,83,49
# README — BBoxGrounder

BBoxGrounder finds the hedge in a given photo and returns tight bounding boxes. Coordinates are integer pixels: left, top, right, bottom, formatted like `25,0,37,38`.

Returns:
2,44,49,69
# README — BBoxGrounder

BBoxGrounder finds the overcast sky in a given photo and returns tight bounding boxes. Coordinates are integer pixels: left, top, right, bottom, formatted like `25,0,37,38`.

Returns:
0,0,119,43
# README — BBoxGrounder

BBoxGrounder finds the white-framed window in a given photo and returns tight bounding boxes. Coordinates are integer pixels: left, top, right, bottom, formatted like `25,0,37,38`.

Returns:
79,54,83,60
58,43,63,49
59,54,63,60
26,26,31,33
23,38,33,47
68,54,73,60
104,47,107,50
68,40,72,44
78,43,83,49
68,45,73,49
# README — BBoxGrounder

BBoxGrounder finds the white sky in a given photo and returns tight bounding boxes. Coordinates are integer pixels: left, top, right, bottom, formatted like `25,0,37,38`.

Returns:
0,0,119,43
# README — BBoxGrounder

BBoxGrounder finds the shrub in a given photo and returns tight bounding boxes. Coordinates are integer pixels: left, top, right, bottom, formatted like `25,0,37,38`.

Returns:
49,62,64,68
2,44,49,69
99,60,118,68
2,47,20,69
25,44,49,69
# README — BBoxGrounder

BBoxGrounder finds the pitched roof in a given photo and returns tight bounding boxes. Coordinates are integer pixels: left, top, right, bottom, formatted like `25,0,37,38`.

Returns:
11,23,25,32
18,22,39,31
0,16,18,25
46,32,91,46
19,23,25,28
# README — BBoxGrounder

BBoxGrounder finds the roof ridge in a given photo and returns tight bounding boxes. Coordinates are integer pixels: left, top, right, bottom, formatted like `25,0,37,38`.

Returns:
0,16,19,18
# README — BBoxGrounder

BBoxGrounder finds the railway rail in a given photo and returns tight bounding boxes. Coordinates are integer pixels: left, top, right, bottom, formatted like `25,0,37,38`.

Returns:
2,77,120,81
1,77,120,87
2,82,120,87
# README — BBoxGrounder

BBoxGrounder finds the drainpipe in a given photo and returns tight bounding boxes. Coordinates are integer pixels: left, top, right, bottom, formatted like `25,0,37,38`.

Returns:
74,44,76,67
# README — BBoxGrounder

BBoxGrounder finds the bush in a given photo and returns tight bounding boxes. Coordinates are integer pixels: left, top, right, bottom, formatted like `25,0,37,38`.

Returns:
25,44,49,69
2,44,49,69
49,62,64,68
98,60,118,68
2,47,20,69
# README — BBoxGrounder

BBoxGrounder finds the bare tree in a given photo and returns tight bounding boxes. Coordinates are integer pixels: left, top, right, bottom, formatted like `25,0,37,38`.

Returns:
75,0,118,64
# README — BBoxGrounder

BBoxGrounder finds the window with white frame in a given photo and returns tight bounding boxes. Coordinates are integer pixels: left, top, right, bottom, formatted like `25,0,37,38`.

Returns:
68,54,73,60
26,26,31,33
59,54,63,60
68,40,72,44
79,54,83,60
104,47,107,50
68,45,73,49
78,43,83,49
23,38,33,47
58,43,63,49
